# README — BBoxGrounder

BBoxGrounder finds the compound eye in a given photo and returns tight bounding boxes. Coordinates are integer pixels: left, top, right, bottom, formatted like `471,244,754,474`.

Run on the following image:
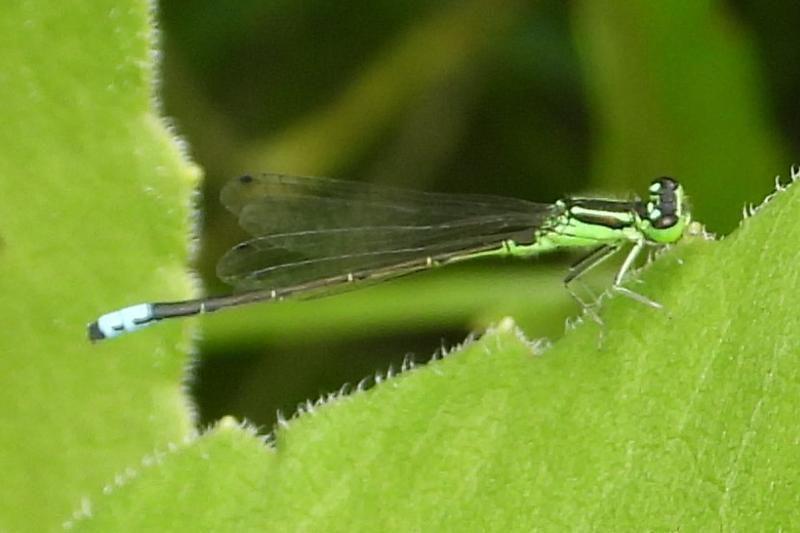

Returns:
657,176,677,190
653,213,677,229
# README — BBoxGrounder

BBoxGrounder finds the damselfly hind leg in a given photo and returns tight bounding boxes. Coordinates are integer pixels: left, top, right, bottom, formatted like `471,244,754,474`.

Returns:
564,244,620,328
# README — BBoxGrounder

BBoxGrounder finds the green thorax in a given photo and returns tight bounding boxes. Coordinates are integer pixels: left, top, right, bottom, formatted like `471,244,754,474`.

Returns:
507,177,690,256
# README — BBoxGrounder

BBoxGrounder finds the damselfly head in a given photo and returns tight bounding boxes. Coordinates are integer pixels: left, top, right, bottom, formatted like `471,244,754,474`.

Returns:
640,177,690,244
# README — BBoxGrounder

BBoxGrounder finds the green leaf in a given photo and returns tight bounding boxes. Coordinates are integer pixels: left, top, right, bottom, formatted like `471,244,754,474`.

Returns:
72,175,800,530
0,1,198,531
6,0,795,530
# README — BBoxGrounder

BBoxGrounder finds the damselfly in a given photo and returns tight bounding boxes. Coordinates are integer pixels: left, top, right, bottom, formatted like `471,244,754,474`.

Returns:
88,174,690,341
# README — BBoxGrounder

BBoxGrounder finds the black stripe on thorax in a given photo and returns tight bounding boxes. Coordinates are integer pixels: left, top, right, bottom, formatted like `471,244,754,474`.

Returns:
565,198,642,229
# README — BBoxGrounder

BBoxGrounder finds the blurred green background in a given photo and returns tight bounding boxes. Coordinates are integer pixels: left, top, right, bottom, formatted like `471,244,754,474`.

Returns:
156,0,797,429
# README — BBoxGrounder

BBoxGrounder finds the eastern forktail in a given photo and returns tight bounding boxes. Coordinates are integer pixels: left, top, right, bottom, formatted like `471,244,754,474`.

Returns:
88,174,690,341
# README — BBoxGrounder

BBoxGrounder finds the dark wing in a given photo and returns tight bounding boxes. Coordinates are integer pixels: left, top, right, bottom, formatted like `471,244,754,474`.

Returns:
217,174,553,292
220,173,544,235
